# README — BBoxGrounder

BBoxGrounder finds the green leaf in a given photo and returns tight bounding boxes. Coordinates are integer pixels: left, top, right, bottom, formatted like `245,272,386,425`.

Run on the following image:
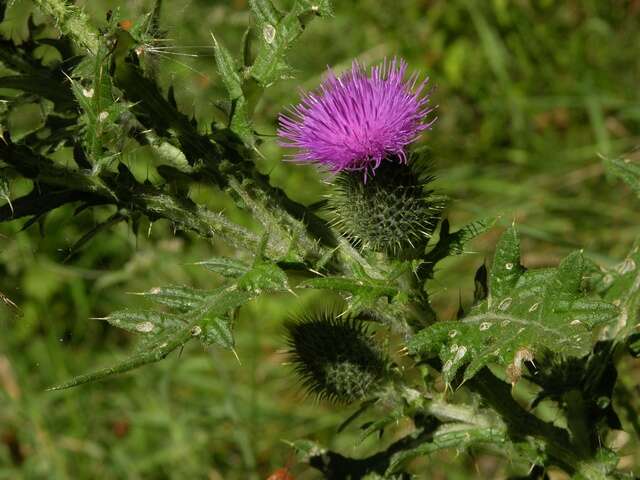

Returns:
96,309,186,334
68,39,130,169
237,261,290,294
488,224,525,303
357,412,402,445
50,270,290,390
597,240,640,340
200,314,234,349
211,34,254,145
249,0,281,26
248,0,332,87
196,257,250,278
442,216,496,255
604,157,640,197
132,285,208,312
409,226,618,385
47,324,195,391
420,217,496,278
387,426,507,475
287,438,327,463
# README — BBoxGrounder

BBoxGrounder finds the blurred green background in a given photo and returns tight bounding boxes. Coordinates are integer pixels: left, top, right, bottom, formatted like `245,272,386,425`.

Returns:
1,0,640,478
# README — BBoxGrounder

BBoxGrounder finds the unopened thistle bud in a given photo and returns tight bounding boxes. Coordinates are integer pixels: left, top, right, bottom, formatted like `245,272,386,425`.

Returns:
328,159,444,254
284,312,387,404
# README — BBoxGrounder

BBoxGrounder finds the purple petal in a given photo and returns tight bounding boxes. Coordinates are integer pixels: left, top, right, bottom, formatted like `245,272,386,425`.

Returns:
278,57,435,177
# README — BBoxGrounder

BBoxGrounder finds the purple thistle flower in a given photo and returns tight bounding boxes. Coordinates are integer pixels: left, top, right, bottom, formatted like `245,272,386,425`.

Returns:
278,58,435,178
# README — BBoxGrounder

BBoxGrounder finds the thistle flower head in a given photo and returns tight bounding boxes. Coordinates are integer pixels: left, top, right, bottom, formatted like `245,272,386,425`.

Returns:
278,58,434,178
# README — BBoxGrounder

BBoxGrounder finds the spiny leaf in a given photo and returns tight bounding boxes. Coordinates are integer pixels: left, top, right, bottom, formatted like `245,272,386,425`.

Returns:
488,224,525,305
419,216,496,278
199,314,234,349
227,178,313,261
249,0,281,26
357,412,401,445
67,40,128,168
50,270,290,390
409,226,618,386
299,276,402,320
211,34,254,145
96,309,186,334
47,323,195,391
132,285,209,312
237,261,290,294
387,426,507,475
597,240,640,339
248,0,331,87
196,257,250,278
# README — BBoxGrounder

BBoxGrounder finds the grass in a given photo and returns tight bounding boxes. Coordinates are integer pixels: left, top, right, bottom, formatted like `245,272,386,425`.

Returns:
1,0,640,478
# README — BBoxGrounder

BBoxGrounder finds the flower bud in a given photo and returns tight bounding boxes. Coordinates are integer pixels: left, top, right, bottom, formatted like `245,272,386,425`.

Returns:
285,312,387,404
328,158,443,254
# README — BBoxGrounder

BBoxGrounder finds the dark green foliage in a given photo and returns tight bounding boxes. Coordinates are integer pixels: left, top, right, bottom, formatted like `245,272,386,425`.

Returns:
285,312,387,403
329,159,444,254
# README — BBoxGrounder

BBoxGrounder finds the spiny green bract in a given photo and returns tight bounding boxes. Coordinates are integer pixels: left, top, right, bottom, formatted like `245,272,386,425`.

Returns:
284,312,387,404
328,158,443,254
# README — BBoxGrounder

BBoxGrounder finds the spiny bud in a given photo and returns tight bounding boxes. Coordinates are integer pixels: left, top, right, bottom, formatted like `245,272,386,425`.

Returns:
327,157,444,254
284,312,387,404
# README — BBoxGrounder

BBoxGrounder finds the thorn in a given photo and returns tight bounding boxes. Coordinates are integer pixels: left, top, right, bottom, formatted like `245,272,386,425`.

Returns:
231,348,242,365
0,291,19,311
286,288,298,297
4,197,12,216
252,145,266,160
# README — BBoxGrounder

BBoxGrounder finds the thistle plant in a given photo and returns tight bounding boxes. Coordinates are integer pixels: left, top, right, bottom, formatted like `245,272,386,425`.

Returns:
2,1,640,479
